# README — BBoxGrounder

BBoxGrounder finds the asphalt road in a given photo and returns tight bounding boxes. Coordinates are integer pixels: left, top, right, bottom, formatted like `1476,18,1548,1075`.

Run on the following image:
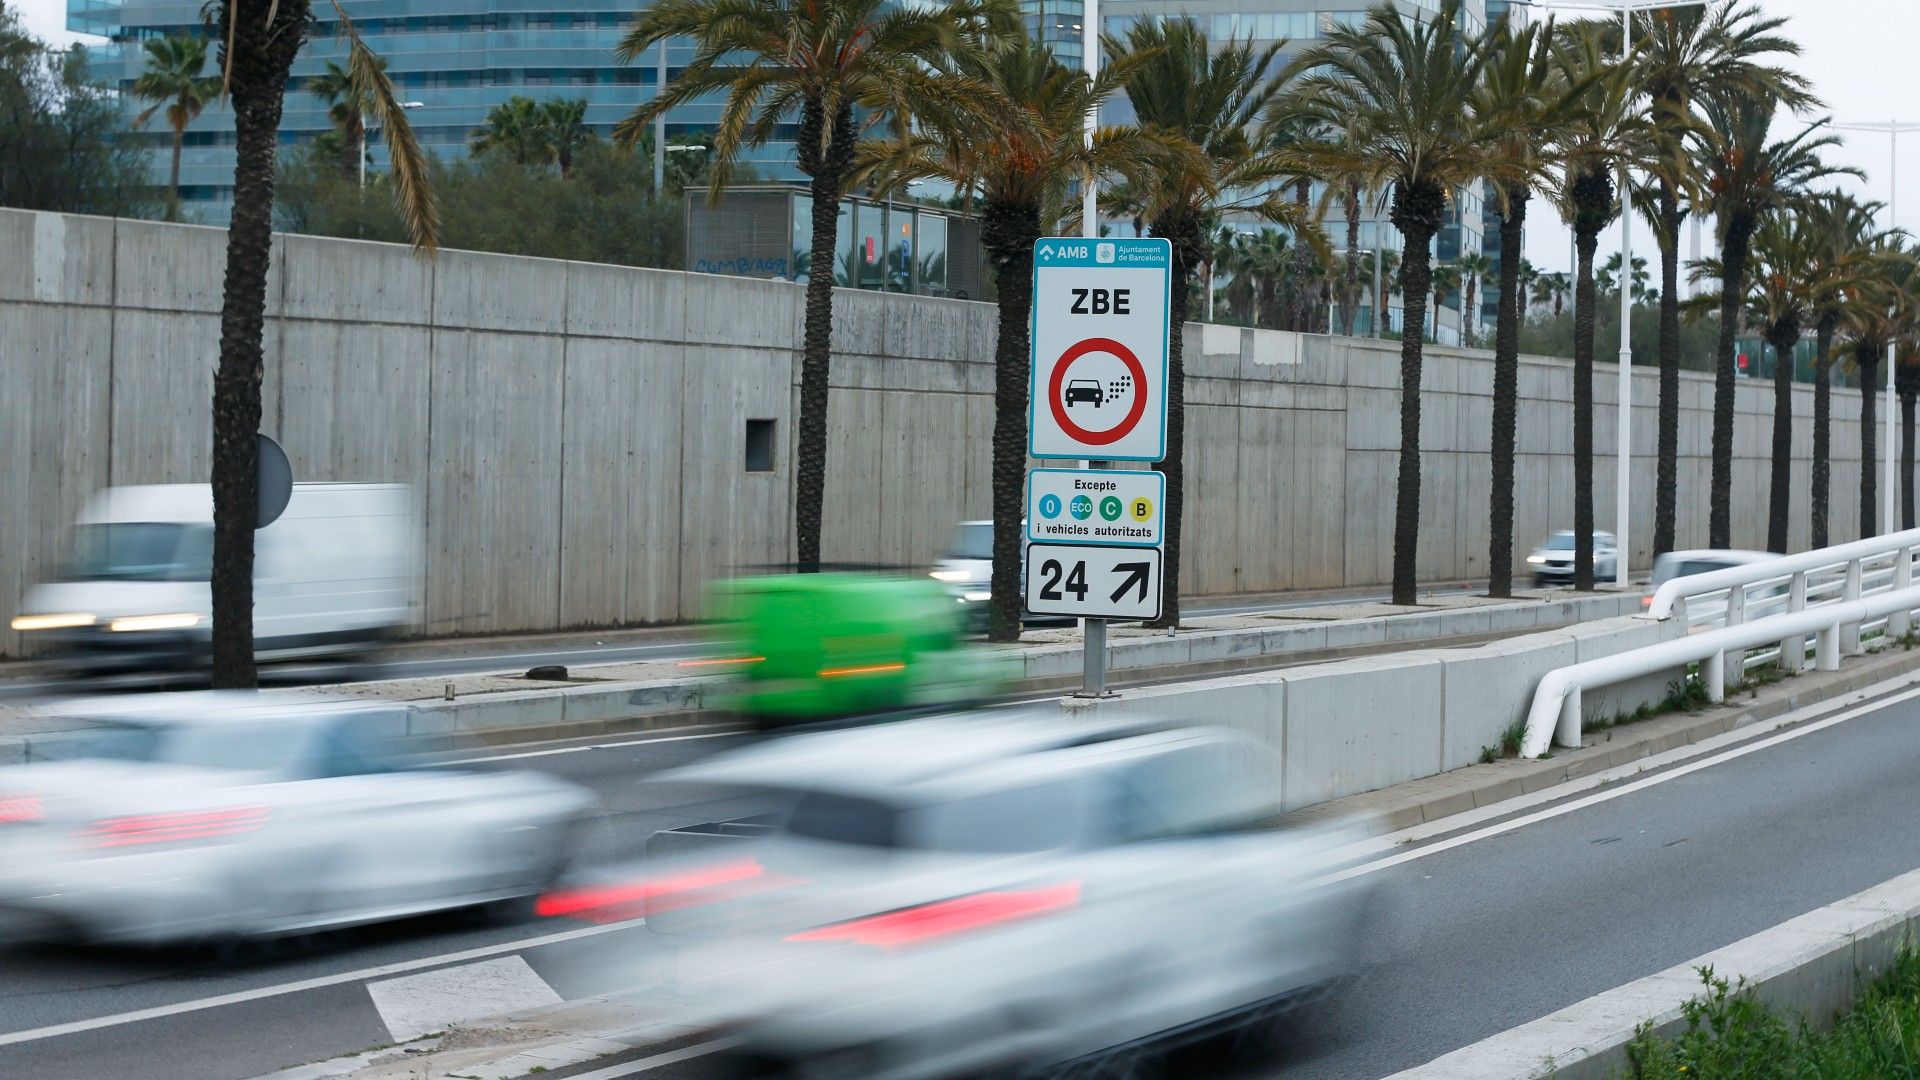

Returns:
384,680,1920,1080
0,586,1488,701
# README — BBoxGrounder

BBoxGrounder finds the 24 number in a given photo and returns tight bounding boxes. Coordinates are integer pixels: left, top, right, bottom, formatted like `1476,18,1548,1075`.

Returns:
1038,559,1090,602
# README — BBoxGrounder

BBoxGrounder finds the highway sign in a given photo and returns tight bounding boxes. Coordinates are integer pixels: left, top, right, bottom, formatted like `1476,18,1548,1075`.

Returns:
1027,468,1164,547
1028,237,1171,461
1024,543,1163,622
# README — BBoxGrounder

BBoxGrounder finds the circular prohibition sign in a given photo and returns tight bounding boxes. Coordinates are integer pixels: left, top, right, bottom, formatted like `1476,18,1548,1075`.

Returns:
1046,336,1150,447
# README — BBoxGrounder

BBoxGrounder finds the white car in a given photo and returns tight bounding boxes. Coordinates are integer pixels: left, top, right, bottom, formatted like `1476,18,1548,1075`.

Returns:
1527,530,1619,586
1646,549,1782,623
0,693,594,946
541,713,1379,1078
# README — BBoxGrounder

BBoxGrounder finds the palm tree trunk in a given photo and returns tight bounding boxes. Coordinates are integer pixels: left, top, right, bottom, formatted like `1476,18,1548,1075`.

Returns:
1489,188,1527,598
1291,179,1312,332
1573,226,1599,592
1463,278,1478,349
792,100,855,574
167,124,184,221
1860,348,1880,540
1389,179,1442,607
1709,223,1753,549
1766,329,1796,552
1145,207,1200,628
210,0,309,688
1653,187,1683,558
1341,184,1361,335
1812,316,1835,548
981,197,1040,642
1903,390,1917,531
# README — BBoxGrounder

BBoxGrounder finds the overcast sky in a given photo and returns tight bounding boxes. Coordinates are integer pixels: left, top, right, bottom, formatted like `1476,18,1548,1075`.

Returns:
13,0,1910,275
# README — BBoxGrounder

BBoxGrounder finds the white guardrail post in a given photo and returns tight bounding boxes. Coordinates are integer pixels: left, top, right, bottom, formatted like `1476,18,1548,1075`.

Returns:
1778,570,1808,674
1893,546,1915,640
1842,559,1864,655
1720,582,1747,688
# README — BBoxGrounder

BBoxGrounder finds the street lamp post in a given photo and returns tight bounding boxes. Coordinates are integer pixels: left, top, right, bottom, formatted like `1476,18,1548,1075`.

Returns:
1830,120,1920,537
1526,0,1706,585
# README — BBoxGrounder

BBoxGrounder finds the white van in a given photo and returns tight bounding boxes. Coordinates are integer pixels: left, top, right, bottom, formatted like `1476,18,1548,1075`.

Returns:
11,484,418,673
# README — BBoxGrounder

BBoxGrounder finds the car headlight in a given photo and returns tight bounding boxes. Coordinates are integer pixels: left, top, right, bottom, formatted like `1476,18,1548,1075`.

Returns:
1527,555,1546,564
10,612,95,631
930,570,971,583
106,613,204,633
962,591,992,603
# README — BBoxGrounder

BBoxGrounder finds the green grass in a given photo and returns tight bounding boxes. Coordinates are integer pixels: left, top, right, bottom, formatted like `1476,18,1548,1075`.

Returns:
1622,949,1920,1079
1477,674,1719,764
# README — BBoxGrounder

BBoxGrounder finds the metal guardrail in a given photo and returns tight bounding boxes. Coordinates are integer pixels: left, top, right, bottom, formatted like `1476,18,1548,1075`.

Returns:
1646,529,1920,644
1521,584,1920,758
1519,529,1920,759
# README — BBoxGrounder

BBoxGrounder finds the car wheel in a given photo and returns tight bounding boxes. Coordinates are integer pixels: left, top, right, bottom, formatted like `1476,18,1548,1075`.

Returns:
486,814,588,923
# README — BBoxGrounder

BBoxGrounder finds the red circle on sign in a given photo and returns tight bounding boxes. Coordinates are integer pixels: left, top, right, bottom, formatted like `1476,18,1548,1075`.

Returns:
1047,337,1149,447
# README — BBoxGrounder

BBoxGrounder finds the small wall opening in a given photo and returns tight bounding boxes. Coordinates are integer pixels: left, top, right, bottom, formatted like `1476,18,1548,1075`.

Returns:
745,419,776,472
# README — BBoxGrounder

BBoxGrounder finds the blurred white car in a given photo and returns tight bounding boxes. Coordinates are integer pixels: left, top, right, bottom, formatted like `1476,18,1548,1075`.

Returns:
540,713,1378,1078
0,693,593,946
1527,530,1618,586
1645,549,1782,623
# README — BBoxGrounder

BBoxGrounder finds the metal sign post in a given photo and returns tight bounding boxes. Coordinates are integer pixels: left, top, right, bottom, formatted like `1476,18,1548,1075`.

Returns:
1026,237,1172,697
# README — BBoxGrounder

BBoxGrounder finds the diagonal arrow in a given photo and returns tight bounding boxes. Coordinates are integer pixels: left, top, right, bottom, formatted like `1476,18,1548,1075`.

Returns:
1110,562,1151,604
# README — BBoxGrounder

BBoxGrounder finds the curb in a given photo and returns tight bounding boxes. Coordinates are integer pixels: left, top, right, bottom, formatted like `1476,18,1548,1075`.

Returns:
1388,864,1920,1079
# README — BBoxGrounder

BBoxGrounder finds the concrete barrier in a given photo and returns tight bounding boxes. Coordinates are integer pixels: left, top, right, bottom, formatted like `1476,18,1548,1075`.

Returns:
1059,614,1681,812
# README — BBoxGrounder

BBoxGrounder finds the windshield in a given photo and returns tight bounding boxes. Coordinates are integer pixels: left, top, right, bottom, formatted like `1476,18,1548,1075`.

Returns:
944,524,992,561
38,718,303,773
73,523,213,582
1545,534,1575,550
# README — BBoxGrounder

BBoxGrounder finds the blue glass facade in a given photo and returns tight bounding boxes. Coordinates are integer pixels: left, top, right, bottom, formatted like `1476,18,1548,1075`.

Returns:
70,0,799,222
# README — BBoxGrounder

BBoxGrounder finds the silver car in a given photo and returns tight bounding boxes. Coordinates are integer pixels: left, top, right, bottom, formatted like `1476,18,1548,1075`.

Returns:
0,693,595,946
541,712,1379,1078
1528,530,1619,586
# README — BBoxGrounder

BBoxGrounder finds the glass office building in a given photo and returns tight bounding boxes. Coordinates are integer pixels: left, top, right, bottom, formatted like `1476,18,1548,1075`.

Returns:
1091,0,1503,344
68,0,797,223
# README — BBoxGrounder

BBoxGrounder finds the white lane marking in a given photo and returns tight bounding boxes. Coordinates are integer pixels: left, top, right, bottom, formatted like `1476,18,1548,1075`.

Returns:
367,955,563,1042
1311,679,1920,888
0,918,645,1049
433,727,739,765
559,1038,738,1079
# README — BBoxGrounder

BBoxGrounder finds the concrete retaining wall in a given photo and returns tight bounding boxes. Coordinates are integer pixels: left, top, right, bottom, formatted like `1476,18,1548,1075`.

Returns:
1061,614,1687,811
1,208,1871,653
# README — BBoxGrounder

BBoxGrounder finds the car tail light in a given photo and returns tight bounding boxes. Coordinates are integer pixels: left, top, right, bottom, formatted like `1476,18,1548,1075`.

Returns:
1641,595,1654,609
784,881,1081,950
79,806,268,848
535,859,801,922
0,794,42,823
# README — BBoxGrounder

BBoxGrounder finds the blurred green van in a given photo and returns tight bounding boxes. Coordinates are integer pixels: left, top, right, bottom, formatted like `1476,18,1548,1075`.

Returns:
704,574,1015,727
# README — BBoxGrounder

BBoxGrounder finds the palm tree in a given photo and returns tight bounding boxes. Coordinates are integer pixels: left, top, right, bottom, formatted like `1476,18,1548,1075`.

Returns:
1634,1,1811,559
1533,270,1572,318
1842,242,1917,539
1900,347,1920,530
1373,246,1401,334
541,98,591,179
1108,17,1317,626
1454,251,1493,348
1550,22,1650,591
308,58,381,182
1472,7,1567,603
1516,258,1541,314
1463,20,1566,599
614,0,1013,574
858,35,1180,642
1694,92,1848,548
1698,212,1816,551
471,96,551,165
1429,261,1461,343
130,35,221,220
206,0,437,687
1804,193,1886,547
1286,0,1493,605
